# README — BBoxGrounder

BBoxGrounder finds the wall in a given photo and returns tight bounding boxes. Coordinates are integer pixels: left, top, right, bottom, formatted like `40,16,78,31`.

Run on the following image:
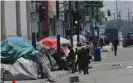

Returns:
20,1,28,39
1,1,31,41
4,1,17,38
0,1,1,40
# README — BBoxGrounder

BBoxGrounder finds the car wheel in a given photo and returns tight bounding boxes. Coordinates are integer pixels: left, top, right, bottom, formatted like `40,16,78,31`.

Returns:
123,44,127,47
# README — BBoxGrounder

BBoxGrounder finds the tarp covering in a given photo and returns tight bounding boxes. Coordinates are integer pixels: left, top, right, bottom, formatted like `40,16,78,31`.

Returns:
39,37,57,49
73,35,86,43
36,43,58,70
1,58,39,80
1,57,55,81
1,36,38,63
50,36,70,45
39,37,66,56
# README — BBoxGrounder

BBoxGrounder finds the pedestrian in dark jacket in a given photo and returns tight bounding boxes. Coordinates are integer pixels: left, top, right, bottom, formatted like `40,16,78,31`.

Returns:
100,37,104,49
112,39,119,56
84,45,92,75
67,45,76,73
77,44,92,75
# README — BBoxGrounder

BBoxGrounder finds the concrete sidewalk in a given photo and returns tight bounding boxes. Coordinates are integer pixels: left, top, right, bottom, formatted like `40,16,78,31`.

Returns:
4,70,70,83
101,45,122,52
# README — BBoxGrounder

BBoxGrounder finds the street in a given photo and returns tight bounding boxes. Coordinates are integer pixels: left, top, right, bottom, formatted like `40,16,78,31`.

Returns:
1,1,133,83
4,45,133,83
53,45,133,83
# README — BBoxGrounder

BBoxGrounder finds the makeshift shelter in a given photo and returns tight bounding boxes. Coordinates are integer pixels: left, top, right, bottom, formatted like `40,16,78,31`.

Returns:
50,36,70,45
36,43,58,70
39,37,66,56
49,36,70,56
0,36,55,81
1,36,38,63
39,37,69,70
73,35,86,44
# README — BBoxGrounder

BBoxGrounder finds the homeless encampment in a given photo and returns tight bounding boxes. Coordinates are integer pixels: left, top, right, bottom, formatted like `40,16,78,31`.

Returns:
0,36,55,81
36,43,58,71
39,37,69,70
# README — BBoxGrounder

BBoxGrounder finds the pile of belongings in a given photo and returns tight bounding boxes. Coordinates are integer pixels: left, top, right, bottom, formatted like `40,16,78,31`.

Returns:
39,37,70,70
49,36,70,56
36,43,58,71
0,36,55,82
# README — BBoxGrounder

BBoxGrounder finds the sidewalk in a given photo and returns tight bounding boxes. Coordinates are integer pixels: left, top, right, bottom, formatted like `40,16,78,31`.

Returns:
101,44,122,52
4,70,70,83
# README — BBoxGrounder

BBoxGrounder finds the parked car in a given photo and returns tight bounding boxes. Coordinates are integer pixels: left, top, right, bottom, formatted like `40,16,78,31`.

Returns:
123,32,133,47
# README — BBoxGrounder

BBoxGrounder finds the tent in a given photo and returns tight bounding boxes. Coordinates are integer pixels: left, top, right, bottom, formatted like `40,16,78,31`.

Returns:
39,37,66,56
1,36,38,63
36,43,58,70
50,36,70,45
50,36,70,56
0,36,55,81
73,35,86,44
39,37,57,49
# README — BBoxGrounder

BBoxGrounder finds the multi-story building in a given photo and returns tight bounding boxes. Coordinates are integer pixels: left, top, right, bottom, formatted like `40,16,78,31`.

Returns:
1,1,31,41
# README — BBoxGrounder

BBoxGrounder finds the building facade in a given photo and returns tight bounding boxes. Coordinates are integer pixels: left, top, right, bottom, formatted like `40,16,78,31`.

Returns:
1,1,31,41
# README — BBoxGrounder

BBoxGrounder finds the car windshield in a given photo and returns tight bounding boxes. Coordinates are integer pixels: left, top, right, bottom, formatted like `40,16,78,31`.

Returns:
128,33,133,38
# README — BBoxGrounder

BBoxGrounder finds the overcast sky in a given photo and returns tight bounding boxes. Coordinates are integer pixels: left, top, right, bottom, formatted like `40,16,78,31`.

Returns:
101,1,133,20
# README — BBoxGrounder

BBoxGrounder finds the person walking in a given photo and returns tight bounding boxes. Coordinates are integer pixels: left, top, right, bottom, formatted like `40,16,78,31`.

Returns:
112,39,119,56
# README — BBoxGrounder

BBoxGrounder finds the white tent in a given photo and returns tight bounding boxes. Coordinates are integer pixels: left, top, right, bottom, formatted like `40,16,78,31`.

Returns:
73,35,86,44
60,37,70,45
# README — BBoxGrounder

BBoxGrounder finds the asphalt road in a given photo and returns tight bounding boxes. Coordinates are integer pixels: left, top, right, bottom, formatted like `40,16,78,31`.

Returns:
54,45,133,83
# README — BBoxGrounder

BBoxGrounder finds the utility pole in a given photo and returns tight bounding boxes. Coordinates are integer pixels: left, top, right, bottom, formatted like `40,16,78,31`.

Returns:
56,1,61,57
69,1,73,47
91,7,95,48
16,1,21,37
128,8,130,22
115,0,118,20
75,1,80,42
96,7,99,41
56,1,59,19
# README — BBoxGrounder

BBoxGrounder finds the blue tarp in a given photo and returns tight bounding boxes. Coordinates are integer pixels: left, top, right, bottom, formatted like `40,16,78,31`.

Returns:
1,36,38,63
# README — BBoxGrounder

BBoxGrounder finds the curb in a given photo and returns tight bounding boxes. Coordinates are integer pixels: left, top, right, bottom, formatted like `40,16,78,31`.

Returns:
52,70,70,79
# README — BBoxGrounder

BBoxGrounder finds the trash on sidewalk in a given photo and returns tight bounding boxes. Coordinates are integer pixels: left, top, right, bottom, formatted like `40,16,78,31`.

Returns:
112,64,121,66
101,49,109,52
126,66,132,69
69,76,79,83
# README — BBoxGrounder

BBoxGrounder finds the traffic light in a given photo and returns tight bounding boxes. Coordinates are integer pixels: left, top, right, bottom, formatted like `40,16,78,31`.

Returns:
39,5,46,22
107,10,111,16
73,11,81,26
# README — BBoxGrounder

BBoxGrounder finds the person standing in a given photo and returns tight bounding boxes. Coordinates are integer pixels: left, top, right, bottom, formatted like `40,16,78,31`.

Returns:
83,43,92,75
76,43,82,74
112,39,119,56
99,37,104,49
67,45,76,73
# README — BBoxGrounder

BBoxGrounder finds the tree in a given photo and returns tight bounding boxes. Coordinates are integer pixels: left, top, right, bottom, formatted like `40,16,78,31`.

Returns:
106,19,133,35
83,1,105,24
